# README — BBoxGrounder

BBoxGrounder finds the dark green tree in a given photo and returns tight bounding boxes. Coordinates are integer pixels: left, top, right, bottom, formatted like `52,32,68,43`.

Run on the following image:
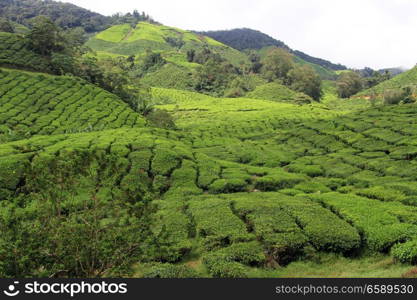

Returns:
27,16,63,56
261,48,294,82
336,72,364,98
0,18,14,33
287,65,322,101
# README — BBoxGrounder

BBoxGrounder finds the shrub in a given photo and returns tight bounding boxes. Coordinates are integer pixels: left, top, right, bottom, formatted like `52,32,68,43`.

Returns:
202,254,248,278
287,163,324,177
383,89,404,105
146,109,176,130
254,172,304,191
311,192,417,252
143,263,200,278
214,241,266,266
392,240,417,264
209,179,248,194
189,198,253,251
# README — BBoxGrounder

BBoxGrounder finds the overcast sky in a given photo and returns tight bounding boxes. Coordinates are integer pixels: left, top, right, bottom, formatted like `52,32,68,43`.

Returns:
60,0,417,70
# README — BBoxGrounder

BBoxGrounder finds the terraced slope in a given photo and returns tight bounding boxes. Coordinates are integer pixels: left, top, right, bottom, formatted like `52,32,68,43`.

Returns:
259,46,337,80
358,66,417,97
2,89,417,277
86,22,248,67
0,68,145,142
246,82,313,104
0,32,51,72
1,66,417,277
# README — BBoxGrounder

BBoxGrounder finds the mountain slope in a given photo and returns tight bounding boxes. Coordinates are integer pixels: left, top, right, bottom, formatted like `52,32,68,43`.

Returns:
358,66,417,96
0,0,111,32
0,68,145,142
0,32,51,72
87,22,248,67
201,28,347,71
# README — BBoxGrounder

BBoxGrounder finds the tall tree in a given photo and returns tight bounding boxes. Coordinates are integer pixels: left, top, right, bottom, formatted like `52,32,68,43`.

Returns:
336,72,364,98
261,48,294,82
288,65,322,101
27,16,63,56
0,18,14,33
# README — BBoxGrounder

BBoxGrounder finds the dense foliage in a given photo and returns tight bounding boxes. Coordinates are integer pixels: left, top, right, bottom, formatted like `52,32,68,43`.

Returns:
260,48,322,101
336,71,364,98
201,28,347,71
0,0,110,32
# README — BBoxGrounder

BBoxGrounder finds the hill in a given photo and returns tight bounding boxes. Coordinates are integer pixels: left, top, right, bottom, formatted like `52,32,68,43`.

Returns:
201,28,347,71
258,46,337,80
358,66,417,96
0,68,145,143
2,1,417,279
246,82,313,104
87,22,248,67
3,81,417,277
0,32,51,72
0,0,111,32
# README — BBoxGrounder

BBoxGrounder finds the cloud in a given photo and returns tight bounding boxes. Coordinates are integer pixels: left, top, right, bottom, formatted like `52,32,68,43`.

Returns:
59,0,417,69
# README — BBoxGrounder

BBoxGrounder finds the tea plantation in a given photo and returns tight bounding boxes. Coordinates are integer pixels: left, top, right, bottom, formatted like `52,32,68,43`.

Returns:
1,61,417,277
86,22,248,67
0,68,146,142
0,32,51,72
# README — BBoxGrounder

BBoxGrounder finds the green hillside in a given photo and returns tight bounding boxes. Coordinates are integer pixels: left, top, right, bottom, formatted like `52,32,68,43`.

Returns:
2,79,417,277
87,22,248,67
2,1,417,279
259,46,337,80
0,32,51,72
0,68,145,142
200,28,347,71
358,66,417,96
246,82,313,104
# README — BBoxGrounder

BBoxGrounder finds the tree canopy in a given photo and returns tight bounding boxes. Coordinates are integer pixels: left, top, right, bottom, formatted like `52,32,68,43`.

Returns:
288,65,322,101
336,72,364,98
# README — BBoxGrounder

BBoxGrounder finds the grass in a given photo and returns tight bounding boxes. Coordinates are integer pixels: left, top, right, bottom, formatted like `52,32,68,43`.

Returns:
95,24,132,43
252,254,415,278
258,46,337,80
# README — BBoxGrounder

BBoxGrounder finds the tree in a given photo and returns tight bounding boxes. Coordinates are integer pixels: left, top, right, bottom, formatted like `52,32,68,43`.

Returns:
27,16,63,56
363,70,391,89
0,18,14,33
186,50,195,62
336,72,363,98
287,65,322,101
141,51,166,72
248,51,262,73
261,48,294,82
193,59,233,96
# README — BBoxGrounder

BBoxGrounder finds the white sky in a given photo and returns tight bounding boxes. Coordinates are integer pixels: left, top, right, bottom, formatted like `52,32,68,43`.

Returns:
60,0,417,70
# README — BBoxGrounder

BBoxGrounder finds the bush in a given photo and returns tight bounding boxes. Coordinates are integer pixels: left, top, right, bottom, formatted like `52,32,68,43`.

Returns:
143,263,200,278
384,89,404,105
189,198,253,251
202,254,248,278
254,173,304,191
287,163,324,177
209,179,248,194
146,109,176,130
392,240,417,264
214,242,266,266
